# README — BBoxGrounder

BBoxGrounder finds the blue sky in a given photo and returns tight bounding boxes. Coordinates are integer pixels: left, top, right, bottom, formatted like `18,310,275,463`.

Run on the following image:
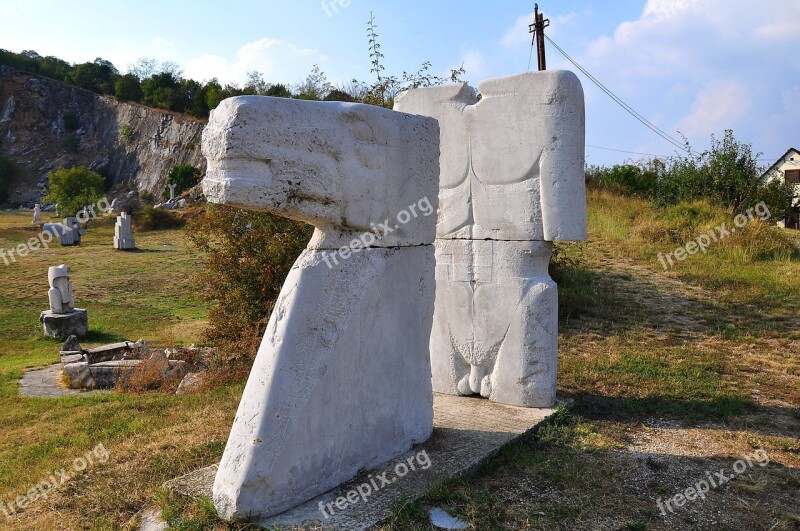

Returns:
1,0,798,166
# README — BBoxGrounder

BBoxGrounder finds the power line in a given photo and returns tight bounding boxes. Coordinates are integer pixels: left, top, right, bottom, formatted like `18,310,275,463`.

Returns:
543,34,694,156
586,144,678,158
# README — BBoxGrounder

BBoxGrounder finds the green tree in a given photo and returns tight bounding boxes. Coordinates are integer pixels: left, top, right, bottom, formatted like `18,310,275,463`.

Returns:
265,83,292,98
45,167,105,216
163,164,201,199
66,58,119,94
295,64,332,100
141,72,180,110
115,73,143,101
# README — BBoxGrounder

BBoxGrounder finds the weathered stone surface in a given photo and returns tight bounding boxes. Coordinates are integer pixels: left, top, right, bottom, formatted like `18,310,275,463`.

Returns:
114,212,135,250
0,65,206,203
40,309,88,339
202,96,439,521
165,393,566,531
84,341,142,364
110,191,141,214
395,72,586,408
394,71,586,242
61,334,82,353
43,222,79,246
430,239,557,407
176,372,204,394
202,96,439,249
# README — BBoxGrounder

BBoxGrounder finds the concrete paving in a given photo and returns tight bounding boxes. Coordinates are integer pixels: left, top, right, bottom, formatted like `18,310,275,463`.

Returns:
19,363,104,398
164,393,566,530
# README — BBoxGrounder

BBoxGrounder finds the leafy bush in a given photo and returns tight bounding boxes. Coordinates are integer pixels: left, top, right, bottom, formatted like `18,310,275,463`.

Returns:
134,206,184,231
45,166,104,216
140,190,155,204
186,204,312,365
589,130,796,218
0,152,15,205
163,164,201,200
119,123,134,143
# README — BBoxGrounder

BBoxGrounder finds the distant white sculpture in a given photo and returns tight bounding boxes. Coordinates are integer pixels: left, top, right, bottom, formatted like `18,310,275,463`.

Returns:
202,96,439,520
32,204,42,224
395,71,587,408
169,183,177,202
43,220,78,246
41,264,88,338
113,213,135,250
48,264,74,314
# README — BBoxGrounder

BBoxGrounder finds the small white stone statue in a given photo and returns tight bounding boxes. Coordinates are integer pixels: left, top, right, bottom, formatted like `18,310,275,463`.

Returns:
169,183,177,202
113,212,135,250
41,264,88,338
202,96,439,521
48,264,75,314
32,204,42,224
395,71,587,408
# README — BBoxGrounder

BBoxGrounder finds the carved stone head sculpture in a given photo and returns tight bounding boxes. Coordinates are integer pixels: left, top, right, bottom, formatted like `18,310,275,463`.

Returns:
202,96,439,521
48,264,74,314
202,96,438,249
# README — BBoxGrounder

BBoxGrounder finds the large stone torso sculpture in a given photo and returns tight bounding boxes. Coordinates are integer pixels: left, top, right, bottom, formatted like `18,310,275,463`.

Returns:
394,71,587,408
202,96,440,520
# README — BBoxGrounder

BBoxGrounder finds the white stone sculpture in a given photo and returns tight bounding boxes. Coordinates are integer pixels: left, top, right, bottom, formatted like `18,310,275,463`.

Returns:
43,221,76,246
32,204,42,224
114,212,135,250
202,96,439,521
394,71,587,408
169,183,177,201
40,264,88,338
48,264,74,314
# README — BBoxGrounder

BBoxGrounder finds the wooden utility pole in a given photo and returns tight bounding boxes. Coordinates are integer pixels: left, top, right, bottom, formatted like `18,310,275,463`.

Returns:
529,4,550,71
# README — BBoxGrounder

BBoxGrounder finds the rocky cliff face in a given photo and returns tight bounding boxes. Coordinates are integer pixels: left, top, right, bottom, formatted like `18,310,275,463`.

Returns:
0,65,206,205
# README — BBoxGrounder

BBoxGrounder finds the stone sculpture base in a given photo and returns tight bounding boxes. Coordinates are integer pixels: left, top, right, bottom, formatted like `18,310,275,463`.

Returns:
213,245,435,521
40,309,88,340
113,237,135,250
431,239,557,408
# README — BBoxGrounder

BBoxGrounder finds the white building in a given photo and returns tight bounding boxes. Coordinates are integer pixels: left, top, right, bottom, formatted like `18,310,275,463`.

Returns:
762,147,800,229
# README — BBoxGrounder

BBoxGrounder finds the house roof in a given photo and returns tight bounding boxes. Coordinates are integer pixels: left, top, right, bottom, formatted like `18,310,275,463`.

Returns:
761,147,800,178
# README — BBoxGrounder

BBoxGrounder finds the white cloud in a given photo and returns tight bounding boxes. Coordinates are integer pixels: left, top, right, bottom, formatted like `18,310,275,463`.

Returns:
674,80,751,139
461,50,487,79
642,0,701,19
183,38,328,86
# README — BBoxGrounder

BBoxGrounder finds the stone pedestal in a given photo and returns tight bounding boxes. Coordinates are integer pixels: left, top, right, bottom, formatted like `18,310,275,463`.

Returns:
40,309,88,339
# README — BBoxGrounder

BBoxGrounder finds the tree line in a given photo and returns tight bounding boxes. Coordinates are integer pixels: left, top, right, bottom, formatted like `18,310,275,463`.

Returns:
0,13,465,119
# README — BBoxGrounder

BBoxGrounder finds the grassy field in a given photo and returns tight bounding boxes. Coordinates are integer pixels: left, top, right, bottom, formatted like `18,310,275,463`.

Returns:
0,191,798,530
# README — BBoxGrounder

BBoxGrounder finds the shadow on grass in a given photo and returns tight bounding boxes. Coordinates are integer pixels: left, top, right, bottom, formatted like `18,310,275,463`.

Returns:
84,329,127,343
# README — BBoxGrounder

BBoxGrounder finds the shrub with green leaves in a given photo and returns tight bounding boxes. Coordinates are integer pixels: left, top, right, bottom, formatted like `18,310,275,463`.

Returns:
186,204,312,361
163,164,201,200
45,166,105,216
134,205,184,232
